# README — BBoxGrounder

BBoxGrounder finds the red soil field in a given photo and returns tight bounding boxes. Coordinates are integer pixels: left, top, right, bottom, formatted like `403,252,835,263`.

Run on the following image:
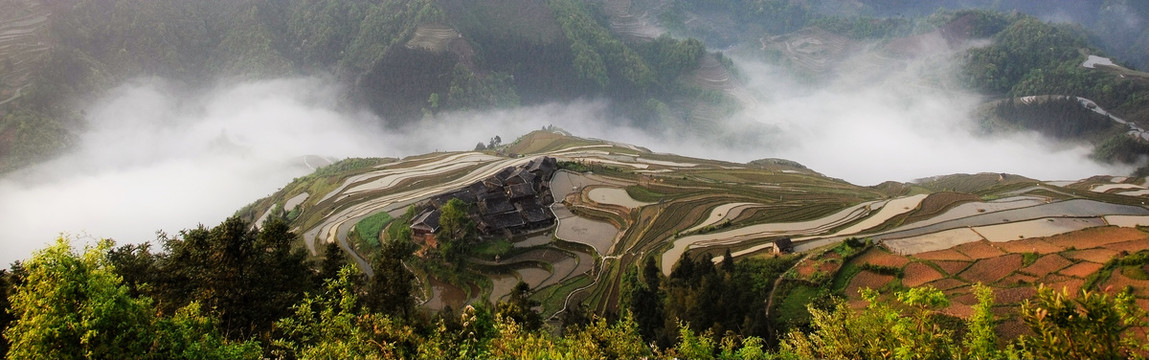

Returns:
1101,239,1149,253
942,302,974,318
1058,262,1104,278
915,248,971,261
928,278,969,291
956,240,1006,260
945,287,977,306
1102,268,1149,297
853,247,911,268
1063,248,1119,263
1043,278,1085,296
1019,254,1073,277
1040,273,1076,284
1043,226,1147,249
933,260,971,275
994,286,1038,304
996,273,1038,286
996,320,1033,340
902,262,944,287
958,254,1022,283
994,238,1065,254
845,270,896,298
847,299,869,310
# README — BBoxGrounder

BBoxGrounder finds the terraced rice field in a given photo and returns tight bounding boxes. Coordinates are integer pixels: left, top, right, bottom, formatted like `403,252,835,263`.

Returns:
1018,254,1072,277
684,202,760,233
829,194,927,236
902,262,944,287
837,224,1149,328
587,187,650,209
664,200,880,275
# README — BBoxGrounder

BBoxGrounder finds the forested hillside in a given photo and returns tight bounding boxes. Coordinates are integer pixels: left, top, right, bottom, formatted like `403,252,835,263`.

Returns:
1,0,1146,174
0,0,711,173
0,223,1146,359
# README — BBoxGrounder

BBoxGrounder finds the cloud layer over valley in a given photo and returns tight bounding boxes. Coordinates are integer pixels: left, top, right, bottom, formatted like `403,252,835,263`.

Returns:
0,42,1134,264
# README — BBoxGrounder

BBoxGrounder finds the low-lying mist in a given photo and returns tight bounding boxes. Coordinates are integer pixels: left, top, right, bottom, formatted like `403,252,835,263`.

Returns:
0,39,1133,264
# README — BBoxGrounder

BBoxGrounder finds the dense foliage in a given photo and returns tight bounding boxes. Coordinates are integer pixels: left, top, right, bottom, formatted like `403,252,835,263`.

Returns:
4,235,1147,359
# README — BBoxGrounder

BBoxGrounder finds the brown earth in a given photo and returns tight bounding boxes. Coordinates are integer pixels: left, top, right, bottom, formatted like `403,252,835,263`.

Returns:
996,320,1033,340
853,247,911,268
956,240,1006,260
996,273,1038,287
945,286,977,305
1102,268,1149,297
995,286,1038,304
942,302,975,318
928,278,969,290
1101,239,1149,253
958,254,1022,283
845,270,896,298
1019,254,1073,277
902,262,944,287
933,260,972,275
994,238,1065,254
902,192,980,224
1041,273,1077,283
916,248,971,261
1042,226,1147,249
1064,248,1120,263
1043,278,1085,295
1058,262,1105,278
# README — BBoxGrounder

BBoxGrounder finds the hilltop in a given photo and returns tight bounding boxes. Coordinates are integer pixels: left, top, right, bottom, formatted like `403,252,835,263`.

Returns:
241,130,1149,344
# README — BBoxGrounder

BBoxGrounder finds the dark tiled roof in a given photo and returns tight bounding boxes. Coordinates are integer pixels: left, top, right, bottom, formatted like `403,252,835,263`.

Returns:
506,183,535,199
480,198,516,214
412,209,441,232
482,212,525,229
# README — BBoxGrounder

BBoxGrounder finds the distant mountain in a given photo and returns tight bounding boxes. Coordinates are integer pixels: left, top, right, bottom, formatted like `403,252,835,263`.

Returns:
0,0,1146,174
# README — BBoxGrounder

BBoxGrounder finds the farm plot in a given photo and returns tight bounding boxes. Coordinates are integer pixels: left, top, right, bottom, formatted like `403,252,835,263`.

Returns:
1042,226,1148,248
903,262,944,287
670,200,880,274
933,260,972,275
884,228,984,255
1103,239,1149,252
552,205,618,256
915,249,972,262
993,238,1065,254
851,248,911,268
957,254,1022,283
489,274,520,302
973,217,1107,242
587,187,651,209
1058,262,1104,278
1064,248,1119,263
1018,254,1072,277
685,202,761,233
830,194,927,236
845,271,896,298
954,241,1006,260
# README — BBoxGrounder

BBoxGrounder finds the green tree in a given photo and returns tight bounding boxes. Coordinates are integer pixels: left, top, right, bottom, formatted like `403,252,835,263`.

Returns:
274,266,418,359
437,198,475,262
6,237,260,360
781,286,958,360
963,284,999,360
319,241,351,283
156,216,314,340
1012,285,1149,360
496,282,542,331
364,236,417,320
5,238,154,360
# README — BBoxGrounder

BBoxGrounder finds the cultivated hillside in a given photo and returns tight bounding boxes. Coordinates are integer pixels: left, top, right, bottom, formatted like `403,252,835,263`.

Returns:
244,130,1149,345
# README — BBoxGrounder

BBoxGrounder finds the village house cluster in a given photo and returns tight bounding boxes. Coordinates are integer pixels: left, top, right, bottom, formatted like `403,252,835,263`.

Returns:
410,156,559,246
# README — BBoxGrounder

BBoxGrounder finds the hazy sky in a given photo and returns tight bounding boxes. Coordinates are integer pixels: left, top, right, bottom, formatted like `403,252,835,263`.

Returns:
0,39,1135,264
